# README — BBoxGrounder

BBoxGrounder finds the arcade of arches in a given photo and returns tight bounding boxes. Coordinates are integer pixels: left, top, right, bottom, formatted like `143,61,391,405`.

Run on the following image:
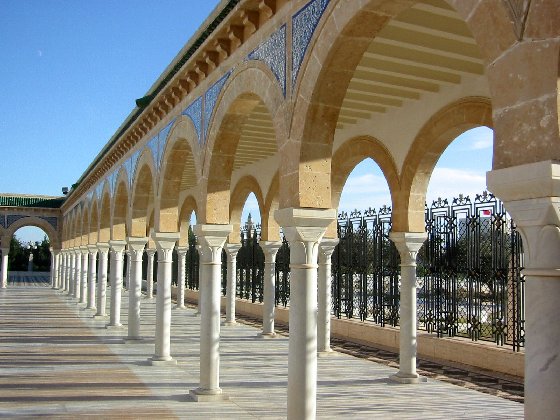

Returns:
1,1,558,419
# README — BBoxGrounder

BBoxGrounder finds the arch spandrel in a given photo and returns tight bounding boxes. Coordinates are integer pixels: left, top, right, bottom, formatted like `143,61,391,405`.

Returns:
201,63,287,224
130,151,156,237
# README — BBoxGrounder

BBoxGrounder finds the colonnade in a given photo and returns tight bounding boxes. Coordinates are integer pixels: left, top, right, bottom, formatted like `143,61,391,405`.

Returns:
43,206,434,420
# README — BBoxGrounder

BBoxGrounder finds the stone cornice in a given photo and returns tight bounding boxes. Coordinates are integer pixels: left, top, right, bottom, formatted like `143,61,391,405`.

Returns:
63,0,288,212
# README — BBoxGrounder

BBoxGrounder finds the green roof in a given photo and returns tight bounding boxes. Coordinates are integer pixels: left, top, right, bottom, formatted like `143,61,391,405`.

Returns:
0,196,64,209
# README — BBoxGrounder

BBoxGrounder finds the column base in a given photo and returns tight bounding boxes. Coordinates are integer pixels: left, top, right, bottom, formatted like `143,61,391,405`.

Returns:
85,306,96,311
222,320,237,326
258,332,276,339
318,349,338,357
93,314,109,320
105,323,124,330
389,372,427,384
148,356,177,366
174,304,186,310
189,388,229,402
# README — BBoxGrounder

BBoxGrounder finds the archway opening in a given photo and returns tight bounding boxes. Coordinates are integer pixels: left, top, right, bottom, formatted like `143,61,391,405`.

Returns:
6,226,52,285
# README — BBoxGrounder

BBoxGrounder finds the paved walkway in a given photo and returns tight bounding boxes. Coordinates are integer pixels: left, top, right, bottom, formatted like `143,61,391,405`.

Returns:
0,284,524,419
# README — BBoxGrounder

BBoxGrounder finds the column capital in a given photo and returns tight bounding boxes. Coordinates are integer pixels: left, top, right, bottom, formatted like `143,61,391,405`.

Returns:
78,245,87,254
260,241,282,261
108,240,126,253
389,232,427,266
152,232,180,263
194,224,232,264
96,242,111,253
224,242,242,257
319,238,339,261
1,247,10,254
275,207,336,243
176,245,189,256
145,247,157,257
87,245,98,254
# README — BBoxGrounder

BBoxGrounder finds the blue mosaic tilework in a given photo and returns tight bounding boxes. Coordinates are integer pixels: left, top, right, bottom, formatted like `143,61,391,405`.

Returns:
203,70,232,143
40,216,58,230
126,149,142,187
0,215,6,229
182,96,203,144
292,0,330,89
87,190,94,203
6,215,25,228
108,170,118,196
248,25,286,96
95,181,104,201
147,135,159,171
157,119,176,171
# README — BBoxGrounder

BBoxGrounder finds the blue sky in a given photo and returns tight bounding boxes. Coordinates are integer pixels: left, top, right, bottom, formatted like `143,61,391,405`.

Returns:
2,1,492,242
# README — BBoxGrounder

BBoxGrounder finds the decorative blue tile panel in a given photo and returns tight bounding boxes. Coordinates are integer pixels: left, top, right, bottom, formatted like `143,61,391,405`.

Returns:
95,181,104,201
108,170,118,196
292,0,330,89
126,149,142,187
0,215,6,229
182,96,203,144
6,214,25,228
147,135,159,171
40,216,58,230
248,25,287,96
87,190,94,203
203,70,232,143
157,119,176,171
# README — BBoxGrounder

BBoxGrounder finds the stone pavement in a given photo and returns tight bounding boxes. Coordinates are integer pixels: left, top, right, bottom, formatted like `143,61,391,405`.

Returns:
0,284,524,419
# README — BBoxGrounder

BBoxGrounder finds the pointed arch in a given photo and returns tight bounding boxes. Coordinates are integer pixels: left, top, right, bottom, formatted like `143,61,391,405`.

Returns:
201,62,287,224
130,151,156,237
112,167,129,241
178,195,199,246
89,198,100,245
99,183,111,243
4,216,61,250
229,175,265,243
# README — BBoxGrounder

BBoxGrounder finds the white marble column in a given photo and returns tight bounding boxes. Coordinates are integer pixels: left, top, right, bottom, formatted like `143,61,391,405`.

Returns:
145,248,156,299
223,244,241,326
55,251,63,290
107,240,126,329
317,239,339,355
94,243,110,318
60,252,67,292
176,246,188,309
389,232,427,383
149,232,180,365
79,247,89,305
276,207,335,420
86,246,98,310
190,224,232,401
126,237,147,340
1,247,9,289
51,249,60,289
67,250,76,297
259,241,282,337
488,161,560,419
124,250,131,290
73,249,82,301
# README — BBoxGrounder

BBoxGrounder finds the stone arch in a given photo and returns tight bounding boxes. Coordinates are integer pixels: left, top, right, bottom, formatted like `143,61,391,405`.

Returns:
112,168,129,241
201,63,287,224
178,195,199,246
99,183,111,243
130,152,156,237
4,216,61,250
261,172,281,242
71,207,81,247
79,205,90,246
157,117,200,233
88,198,100,245
395,97,493,232
228,175,265,244
286,0,515,209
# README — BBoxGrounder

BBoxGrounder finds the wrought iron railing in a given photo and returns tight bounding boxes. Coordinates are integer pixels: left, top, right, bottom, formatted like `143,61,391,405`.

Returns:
181,192,525,351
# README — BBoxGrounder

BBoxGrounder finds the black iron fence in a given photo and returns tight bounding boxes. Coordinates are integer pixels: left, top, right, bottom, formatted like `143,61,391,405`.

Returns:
182,192,525,351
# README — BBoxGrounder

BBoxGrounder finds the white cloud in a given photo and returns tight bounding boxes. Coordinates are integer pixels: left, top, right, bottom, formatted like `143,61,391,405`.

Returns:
455,126,493,151
426,167,487,204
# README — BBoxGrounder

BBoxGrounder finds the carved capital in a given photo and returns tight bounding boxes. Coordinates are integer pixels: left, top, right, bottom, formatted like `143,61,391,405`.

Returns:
319,238,339,263
260,241,282,263
225,243,242,259
151,231,180,263
389,232,427,266
194,224,232,264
